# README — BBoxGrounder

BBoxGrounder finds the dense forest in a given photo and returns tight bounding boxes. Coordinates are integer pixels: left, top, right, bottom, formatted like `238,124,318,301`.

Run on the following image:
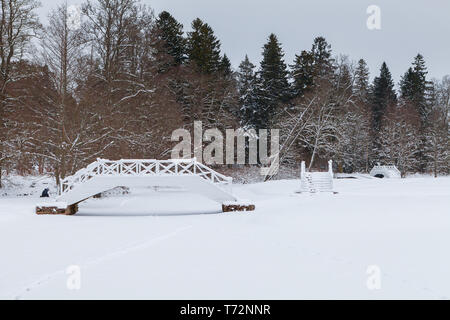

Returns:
0,0,448,187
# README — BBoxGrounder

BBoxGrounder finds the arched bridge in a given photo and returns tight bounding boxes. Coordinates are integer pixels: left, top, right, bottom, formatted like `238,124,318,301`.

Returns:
36,158,258,215
57,158,237,207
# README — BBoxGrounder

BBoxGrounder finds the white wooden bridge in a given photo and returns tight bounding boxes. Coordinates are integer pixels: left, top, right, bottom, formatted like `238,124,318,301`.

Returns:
370,164,401,179
37,159,254,215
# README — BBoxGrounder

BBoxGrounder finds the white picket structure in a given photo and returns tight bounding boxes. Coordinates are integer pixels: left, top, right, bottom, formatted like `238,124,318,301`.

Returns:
300,160,334,193
370,165,401,179
58,158,236,205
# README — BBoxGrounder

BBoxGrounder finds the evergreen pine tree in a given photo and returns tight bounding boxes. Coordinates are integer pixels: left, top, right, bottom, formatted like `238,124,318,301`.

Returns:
291,50,314,97
187,18,222,74
156,11,186,66
399,54,433,172
354,59,370,104
310,36,334,80
290,36,334,96
370,62,397,164
400,54,430,121
255,33,290,128
371,62,397,133
237,55,257,127
399,68,416,99
219,54,232,77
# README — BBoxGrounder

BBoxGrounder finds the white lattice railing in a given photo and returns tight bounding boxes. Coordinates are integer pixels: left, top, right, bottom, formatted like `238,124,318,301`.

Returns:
370,165,401,178
59,158,233,196
372,165,401,173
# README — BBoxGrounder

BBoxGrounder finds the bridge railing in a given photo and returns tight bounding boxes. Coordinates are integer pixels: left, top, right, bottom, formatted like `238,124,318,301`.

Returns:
60,158,233,195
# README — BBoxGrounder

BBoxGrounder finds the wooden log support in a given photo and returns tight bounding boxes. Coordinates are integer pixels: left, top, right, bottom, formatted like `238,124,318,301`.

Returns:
222,203,255,213
36,204,78,215
66,204,79,215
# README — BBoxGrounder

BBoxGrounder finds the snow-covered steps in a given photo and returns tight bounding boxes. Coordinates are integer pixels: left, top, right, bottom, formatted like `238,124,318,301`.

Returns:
299,160,335,193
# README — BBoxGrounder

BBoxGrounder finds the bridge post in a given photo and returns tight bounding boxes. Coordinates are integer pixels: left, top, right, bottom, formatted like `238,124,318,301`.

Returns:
36,203,78,215
328,160,333,177
222,203,255,212
301,161,306,176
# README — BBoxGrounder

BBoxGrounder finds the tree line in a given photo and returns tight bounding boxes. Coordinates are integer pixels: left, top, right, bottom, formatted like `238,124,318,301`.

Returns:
0,0,448,187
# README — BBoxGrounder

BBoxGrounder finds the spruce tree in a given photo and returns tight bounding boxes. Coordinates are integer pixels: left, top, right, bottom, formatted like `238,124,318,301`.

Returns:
237,55,257,127
255,33,290,128
354,59,370,104
399,68,416,100
187,18,221,74
291,50,314,97
156,11,186,66
400,54,430,121
370,62,397,164
371,62,397,133
219,54,232,77
399,54,432,172
310,36,334,80
290,36,334,96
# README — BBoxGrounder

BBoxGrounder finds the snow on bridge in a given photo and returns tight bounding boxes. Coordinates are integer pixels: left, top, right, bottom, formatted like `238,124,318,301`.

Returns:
37,158,255,215
370,165,401,179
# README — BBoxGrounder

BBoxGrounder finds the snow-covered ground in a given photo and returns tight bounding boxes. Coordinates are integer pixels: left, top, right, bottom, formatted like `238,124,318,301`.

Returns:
0,175,449,299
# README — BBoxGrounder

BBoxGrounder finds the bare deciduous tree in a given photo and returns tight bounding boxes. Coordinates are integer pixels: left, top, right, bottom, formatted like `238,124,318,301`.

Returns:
0,0,40,186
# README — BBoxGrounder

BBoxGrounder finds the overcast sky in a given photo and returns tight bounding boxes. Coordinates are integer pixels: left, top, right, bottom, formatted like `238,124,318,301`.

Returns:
38,0,450,84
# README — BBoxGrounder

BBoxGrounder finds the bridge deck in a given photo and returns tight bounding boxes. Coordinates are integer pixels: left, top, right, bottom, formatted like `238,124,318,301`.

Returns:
58,174,237,206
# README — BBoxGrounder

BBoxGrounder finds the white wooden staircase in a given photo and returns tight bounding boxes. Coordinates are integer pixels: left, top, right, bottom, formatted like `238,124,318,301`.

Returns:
300,160,335,193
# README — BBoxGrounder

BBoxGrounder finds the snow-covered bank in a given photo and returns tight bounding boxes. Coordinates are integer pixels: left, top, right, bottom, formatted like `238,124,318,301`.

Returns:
0,175,56,198
0,176,449,299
